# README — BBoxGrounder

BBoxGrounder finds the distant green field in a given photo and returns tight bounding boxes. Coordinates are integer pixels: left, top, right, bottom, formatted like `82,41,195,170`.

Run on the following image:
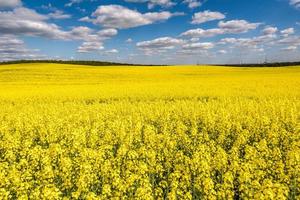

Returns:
0,63,299,199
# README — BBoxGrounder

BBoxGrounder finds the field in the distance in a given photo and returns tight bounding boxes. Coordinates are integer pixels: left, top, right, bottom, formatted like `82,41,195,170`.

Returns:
0,63,299,199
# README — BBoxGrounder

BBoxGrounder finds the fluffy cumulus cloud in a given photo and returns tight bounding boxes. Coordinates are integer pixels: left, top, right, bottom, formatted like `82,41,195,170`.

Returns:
124,0,205,9
0,6,117,54
66,0,175,8
0,0,22,8
218,20,261,34
70,26,114,42
191,10,225,24
182,42,214,50
48,10,72,19
217,28,300,55
126,38,133,43
181,28,224,38
278,35,300,46
124,0,175,9
136,37,185,54
181,20,260,38
290,0,300,8
0,35,44,61
137,37,184,49
0,7,70,39
220,37,263,50
136,36,217,57
69,26,93,40
262,26,278,35
97,28,118,38
77,41,104,53
81,5,181,29
175,41,214,56
183,0,204,8
281,28,294,37
133,18,268,61
75,28,118,53
222,38,265,54
66,0,204,9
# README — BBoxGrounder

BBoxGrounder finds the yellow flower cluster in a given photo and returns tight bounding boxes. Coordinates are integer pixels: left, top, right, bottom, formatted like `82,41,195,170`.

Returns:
0,64,299,199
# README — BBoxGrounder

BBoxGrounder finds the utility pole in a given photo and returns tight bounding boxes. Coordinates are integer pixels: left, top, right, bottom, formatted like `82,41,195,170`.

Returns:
264,54,268,64
239,52,243,65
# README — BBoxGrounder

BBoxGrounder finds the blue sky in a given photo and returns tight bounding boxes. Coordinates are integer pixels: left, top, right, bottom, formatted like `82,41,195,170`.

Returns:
0,0,300,64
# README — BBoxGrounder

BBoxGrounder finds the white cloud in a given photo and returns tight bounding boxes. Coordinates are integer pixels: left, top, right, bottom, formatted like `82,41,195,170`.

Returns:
282,46,297,51
76,28,118,53
219,38,238,44
190,38,200,42
65,0,96,7
218,35,276,54
41,3,55,11
3,7,48,21
48,10,72,19
0,0,22,8
136,37,185,55
0,7,69,39
137,37,184,49
69,26,93,38
181,28,224,38
219,34,277,49
124,0,205,9
290,0,300,8
124,0,175,9
183,0,204,8
181,20,260,38
0,7,118,54
77,41,104,53
281,28,294,37
0,35,43,61
176,48,211,57
262,26,278,35
218,50,227,54
84,5,180,29
105,49,119,54
136,37,216,57
0,35,24,47
126,38,133,43
66,0,82,7
215,28,300,57
182,42,214,50
73,28,114,41
79,16,93,23
41,4,71,19
278,35,300,46
218,20,261,34
97,28,118,38
191,11,225,24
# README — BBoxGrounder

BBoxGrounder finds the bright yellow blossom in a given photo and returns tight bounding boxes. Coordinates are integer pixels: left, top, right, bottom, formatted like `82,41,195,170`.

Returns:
0,63,299,199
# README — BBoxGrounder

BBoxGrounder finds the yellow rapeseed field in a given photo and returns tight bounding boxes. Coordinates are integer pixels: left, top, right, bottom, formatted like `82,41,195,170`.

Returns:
0,63,299,199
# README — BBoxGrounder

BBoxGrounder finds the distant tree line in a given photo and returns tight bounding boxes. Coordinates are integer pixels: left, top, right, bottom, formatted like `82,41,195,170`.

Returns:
0,60,299,67
215,62,300,67
0,60,151,66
